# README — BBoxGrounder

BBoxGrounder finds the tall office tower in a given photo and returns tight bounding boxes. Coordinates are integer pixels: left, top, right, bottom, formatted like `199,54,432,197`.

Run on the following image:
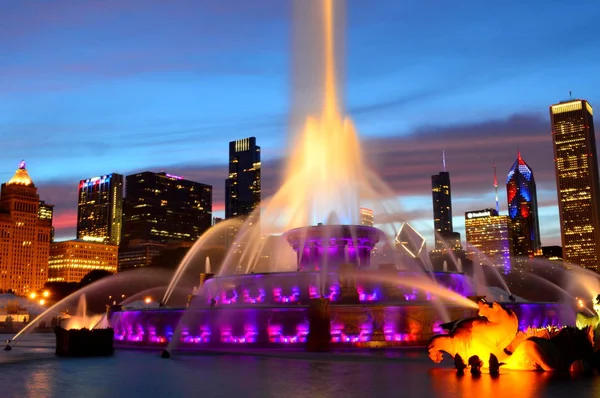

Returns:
49,240,118,283
0,161,52,294
431,170,455,248
38,200,54,242
432,166,452,237
550,99,600,271
120,171,212,270
465,209,512,273
225,137,261,219
430,154,463,259
506,152,541,258
77,173,123,245
122,171,212,244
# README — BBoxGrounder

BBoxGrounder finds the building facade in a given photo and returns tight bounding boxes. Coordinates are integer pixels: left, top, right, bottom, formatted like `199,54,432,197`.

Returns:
122,171,212,244
48,239,118,283
429,165,465,271
465,209,512,273
431,171,453,248
77,173,123,245
550,99,600,271
118,240,167,271
0,161,52,294
506,152,541,258
225,137,261,219
38,200,54,242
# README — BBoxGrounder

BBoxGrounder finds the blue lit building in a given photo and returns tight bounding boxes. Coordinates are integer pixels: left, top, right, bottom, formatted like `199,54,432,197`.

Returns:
506,152,541,258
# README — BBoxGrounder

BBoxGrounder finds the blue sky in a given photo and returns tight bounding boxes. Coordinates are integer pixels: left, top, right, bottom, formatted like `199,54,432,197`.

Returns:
1,0,600,245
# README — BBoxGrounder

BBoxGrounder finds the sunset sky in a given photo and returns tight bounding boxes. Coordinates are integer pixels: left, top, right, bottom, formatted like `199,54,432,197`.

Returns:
2,0,600,245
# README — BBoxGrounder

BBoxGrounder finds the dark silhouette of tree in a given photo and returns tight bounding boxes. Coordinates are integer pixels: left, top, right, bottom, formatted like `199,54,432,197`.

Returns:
78,270,114,288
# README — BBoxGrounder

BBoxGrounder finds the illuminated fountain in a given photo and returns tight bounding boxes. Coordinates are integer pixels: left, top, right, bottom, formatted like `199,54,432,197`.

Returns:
107,0,566,355
60,294,107,331
54,294,113,357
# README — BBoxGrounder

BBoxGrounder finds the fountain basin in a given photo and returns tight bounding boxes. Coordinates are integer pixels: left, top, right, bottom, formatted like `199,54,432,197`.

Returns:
109,302,564,350
54,326,115,357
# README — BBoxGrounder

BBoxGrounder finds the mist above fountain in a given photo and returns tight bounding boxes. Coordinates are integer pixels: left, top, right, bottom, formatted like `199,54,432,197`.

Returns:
61,295,106,330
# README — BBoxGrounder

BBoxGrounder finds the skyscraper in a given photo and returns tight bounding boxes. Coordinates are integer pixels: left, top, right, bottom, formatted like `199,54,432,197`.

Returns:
431,170,453,249
465,209,512,273
77,173,123,245
550,99,600,270
38,200,54,242
430,153,463,257
506,152,541,258
0,161,52,294
122,171,212,244
225,137,261,219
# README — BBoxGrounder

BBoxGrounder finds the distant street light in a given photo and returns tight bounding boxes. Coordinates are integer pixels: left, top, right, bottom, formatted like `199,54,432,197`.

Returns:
29,292,37,300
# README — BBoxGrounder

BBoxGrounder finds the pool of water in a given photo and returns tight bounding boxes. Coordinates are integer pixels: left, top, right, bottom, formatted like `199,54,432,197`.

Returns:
2,334,599,398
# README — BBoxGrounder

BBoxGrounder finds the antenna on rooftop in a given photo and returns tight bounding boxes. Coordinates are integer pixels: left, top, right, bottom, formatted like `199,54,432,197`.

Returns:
442,150,446,172
493,162,499,214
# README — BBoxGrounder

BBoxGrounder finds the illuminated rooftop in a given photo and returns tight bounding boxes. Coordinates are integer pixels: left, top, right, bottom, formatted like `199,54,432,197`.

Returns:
551,99,593,115
6,160,34,187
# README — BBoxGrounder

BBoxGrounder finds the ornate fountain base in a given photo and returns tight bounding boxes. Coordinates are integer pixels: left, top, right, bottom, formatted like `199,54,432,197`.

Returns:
54,326,115,357
307,298,331,352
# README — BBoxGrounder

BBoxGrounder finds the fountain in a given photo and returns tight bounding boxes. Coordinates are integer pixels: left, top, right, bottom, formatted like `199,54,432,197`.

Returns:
106,0,566,358
60,294,106,330
53,294,114,357
4,267,173,353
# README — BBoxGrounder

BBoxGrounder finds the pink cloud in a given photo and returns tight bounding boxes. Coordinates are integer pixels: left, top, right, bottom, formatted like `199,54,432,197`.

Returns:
53,209,77,230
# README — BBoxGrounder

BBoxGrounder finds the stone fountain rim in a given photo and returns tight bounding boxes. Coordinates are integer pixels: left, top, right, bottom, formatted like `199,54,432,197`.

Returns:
283,224,385,242
210,270,469,281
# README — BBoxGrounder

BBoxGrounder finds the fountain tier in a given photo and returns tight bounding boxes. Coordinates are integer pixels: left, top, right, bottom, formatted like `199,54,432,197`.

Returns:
285,224,382,271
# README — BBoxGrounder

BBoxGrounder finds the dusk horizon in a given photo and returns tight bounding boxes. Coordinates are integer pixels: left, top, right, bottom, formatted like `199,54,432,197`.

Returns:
3,0,600,247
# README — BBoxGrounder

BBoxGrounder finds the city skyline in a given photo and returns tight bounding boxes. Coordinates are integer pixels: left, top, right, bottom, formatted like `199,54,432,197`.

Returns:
2,0,600,247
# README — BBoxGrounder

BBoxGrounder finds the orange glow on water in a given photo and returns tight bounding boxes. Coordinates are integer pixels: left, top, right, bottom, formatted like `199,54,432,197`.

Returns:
429,368,555,398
